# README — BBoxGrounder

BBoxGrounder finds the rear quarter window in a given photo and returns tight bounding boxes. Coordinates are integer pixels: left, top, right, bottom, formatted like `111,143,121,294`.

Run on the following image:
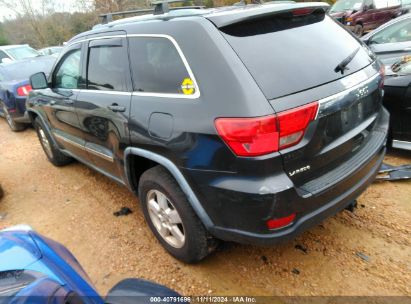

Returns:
128,36,197,96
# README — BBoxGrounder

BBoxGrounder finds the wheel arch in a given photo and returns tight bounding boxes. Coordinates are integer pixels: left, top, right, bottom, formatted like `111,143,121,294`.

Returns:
27,109,59,148
124,147,214,229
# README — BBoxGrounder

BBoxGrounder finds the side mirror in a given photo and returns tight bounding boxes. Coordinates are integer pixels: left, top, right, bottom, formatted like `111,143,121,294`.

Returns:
30,72,48,90
1,58,12,64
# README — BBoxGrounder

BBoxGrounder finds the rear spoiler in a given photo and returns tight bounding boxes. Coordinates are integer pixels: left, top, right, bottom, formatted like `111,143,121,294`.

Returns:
206,2,329,28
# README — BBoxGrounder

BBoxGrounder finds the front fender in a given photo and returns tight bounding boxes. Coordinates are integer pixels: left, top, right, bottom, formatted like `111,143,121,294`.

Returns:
26,108,60,149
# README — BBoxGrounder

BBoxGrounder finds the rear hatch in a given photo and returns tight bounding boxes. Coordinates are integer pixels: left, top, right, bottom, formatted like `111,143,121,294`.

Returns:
208,4,383,194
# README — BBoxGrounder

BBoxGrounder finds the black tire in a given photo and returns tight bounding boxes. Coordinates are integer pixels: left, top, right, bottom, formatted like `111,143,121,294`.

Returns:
2,104,26,132
138,165,218,263
33,117,73,166
353,24,364,37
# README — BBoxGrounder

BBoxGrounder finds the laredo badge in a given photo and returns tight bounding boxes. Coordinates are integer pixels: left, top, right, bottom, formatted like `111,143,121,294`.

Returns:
181,78,195,95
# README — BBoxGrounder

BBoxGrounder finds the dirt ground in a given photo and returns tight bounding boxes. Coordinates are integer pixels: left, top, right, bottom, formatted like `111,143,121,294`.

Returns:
0,118,410,297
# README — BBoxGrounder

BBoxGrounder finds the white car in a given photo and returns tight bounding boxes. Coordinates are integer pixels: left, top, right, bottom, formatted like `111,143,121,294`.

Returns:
38,46,63,57
0,44,41,63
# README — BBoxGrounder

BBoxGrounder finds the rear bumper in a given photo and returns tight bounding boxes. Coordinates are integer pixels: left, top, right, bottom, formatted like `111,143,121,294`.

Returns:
209,148,384,245
6,97,31,124
12,111,31,124
183,108,389,245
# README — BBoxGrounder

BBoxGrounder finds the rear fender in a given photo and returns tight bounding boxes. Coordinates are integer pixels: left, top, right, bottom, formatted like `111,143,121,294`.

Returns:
124,147,214,230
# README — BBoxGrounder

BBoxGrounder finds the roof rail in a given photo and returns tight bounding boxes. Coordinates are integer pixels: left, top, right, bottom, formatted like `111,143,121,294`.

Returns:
99,1,205,24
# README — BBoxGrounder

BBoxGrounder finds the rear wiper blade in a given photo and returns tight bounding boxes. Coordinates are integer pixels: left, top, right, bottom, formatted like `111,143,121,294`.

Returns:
334,47,360,74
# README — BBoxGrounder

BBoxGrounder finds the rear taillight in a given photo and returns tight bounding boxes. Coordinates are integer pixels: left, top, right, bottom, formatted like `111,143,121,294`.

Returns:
215,102,318,157
277,101,318,150
17,84,32,97
215,115,279,157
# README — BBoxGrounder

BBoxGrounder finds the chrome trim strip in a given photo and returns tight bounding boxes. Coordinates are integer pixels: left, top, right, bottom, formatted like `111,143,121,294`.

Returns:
67,34,200,99
315,72,380,120
392,140,411,151
85,145,115,162
54,133,84,150
80,89,132,96
54,132,114,162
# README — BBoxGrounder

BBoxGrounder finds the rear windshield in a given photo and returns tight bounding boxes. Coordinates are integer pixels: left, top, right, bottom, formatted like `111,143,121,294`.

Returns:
220,12,373,100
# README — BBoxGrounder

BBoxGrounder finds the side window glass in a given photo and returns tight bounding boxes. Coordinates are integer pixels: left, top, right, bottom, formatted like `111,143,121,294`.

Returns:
53,49,81,89
371,19,411,43
87,43,129,92
129,37,197,96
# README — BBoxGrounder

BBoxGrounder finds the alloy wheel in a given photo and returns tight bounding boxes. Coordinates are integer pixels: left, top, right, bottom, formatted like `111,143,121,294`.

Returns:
38,127,53,159
146,189,185,248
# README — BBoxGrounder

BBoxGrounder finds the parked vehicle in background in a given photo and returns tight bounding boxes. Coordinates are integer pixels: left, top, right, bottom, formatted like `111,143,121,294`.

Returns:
0,56,56,131
0,45,41,63
330,0,401,36
383,57,411,150
361,15,411,150
0,225,180,303
27,1,388,263
400,0,411,13
38,46,63,57
362,13,411,65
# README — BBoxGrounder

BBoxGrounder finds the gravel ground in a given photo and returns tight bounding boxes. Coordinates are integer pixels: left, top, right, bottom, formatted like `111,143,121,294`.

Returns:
0,119,410,296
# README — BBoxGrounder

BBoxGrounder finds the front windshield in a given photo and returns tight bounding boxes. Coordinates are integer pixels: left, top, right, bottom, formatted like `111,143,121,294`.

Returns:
331,0,363,12
6,46,40,60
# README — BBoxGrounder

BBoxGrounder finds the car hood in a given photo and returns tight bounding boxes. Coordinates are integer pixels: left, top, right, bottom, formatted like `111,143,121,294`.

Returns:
0,228,42,271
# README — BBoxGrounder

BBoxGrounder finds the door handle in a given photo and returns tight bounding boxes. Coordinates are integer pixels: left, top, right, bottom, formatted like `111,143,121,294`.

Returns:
107,104,126,112
64,99,74,105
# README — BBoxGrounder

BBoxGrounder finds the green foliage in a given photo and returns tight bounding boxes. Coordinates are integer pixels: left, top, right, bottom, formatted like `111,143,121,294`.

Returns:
0,37,9,46
204,0,214,7
0,23,8,46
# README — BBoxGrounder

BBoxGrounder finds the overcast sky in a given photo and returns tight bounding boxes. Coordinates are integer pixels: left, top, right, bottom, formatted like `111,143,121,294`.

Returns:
0,0,90,21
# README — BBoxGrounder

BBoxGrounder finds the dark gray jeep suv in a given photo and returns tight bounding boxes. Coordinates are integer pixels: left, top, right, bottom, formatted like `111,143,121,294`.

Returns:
26,1,389,263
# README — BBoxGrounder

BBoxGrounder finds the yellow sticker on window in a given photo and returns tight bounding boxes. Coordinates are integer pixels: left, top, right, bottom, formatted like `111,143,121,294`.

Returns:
181,78,195,95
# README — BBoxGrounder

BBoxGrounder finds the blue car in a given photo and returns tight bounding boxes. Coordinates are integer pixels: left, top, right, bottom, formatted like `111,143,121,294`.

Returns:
0,225,180,303
0,56,56,131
